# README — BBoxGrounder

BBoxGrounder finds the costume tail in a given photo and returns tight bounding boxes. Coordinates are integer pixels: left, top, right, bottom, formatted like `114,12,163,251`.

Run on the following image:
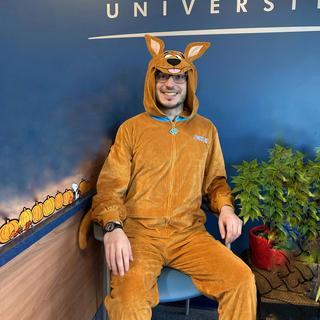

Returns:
78,211,92,250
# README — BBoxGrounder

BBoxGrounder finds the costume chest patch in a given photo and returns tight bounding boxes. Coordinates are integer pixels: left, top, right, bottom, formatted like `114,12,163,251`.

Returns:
193,134,208,144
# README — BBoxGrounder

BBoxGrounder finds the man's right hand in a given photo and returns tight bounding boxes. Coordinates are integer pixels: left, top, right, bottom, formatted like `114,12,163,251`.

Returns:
103,228,133,276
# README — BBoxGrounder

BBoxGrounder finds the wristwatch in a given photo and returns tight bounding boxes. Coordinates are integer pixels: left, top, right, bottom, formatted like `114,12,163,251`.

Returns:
103,221,123,233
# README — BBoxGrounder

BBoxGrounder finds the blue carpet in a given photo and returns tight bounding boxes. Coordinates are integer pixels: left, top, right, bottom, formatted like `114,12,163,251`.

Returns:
152,305,217,319
93,304,217,320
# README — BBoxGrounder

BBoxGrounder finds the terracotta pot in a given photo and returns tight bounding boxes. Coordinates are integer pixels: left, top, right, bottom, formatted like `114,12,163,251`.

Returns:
249,225,288,270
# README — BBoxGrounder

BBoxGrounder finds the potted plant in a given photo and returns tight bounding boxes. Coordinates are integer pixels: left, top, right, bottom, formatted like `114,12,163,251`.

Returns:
232,144,320,270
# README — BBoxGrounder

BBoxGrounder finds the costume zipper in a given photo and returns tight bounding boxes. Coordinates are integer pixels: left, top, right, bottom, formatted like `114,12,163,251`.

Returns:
168,120,179,135
167,120,177,224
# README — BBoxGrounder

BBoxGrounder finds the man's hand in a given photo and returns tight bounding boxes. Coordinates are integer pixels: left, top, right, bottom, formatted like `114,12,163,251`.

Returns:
218,205,243,245
104,228,133,276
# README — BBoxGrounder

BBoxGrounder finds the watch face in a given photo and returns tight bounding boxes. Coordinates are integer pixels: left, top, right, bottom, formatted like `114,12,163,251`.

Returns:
104,222,122,232
105,223,115,232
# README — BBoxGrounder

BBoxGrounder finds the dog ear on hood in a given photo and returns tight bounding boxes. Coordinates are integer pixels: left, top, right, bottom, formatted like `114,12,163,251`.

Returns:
145,34,165,57
143,34,211,119
184,42,211,62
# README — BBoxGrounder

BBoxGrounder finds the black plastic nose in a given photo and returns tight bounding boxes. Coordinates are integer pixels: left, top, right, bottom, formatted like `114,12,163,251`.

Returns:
167,58,181,66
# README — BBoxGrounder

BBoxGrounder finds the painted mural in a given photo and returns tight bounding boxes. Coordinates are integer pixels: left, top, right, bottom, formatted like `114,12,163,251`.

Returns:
0,179,93,245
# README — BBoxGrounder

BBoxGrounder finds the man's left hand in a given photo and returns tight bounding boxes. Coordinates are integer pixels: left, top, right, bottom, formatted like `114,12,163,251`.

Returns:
218,205,243,245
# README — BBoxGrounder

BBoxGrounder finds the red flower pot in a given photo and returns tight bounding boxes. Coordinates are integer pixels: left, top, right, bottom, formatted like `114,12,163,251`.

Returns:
249,225,288,270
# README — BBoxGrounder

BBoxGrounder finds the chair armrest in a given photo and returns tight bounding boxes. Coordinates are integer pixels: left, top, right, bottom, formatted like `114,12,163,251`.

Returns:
93,222,104,242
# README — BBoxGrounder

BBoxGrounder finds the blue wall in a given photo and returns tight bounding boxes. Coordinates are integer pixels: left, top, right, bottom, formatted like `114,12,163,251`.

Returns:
2,4,319,206
1,0,319,293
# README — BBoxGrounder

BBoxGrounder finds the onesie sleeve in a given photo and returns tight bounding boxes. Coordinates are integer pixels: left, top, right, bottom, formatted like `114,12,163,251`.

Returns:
203,125,234,214
90,123,132,227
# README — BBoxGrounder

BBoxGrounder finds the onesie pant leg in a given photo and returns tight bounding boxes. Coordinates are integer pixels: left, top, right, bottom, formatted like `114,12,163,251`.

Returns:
105,236,164,320
168,231,257,320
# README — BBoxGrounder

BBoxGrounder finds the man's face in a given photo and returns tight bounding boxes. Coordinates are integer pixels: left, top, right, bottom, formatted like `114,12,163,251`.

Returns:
155,72,187,111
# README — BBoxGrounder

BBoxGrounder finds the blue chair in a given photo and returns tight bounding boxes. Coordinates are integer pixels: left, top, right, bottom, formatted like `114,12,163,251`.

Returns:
157,267,201,315
93,221,231,319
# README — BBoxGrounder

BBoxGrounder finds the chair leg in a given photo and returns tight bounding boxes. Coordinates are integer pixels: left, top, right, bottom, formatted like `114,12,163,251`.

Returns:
185,299,190,316
102,306,107,320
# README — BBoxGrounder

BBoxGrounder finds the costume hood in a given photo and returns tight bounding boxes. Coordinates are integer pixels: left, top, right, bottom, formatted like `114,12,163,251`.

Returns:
144,35,210,119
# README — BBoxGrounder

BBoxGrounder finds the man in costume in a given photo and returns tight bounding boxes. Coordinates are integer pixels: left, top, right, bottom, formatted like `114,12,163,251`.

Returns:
79,35,256,320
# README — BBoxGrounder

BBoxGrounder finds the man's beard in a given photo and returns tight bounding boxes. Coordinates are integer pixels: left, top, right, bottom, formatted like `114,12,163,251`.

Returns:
156,100,184,110
155,93,186,110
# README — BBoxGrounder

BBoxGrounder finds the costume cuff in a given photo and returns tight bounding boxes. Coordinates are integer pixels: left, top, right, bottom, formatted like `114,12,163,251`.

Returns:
91,205,126,228
215,196,234,214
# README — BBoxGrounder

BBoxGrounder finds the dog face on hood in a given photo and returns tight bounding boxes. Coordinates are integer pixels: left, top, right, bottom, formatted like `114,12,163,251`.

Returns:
144,35,210,118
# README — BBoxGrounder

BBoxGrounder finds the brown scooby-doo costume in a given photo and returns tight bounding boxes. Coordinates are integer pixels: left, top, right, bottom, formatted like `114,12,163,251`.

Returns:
79,35,256,320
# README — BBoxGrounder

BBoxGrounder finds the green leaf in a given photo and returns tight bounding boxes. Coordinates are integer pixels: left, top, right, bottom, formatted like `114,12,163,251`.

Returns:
243,216,250,224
